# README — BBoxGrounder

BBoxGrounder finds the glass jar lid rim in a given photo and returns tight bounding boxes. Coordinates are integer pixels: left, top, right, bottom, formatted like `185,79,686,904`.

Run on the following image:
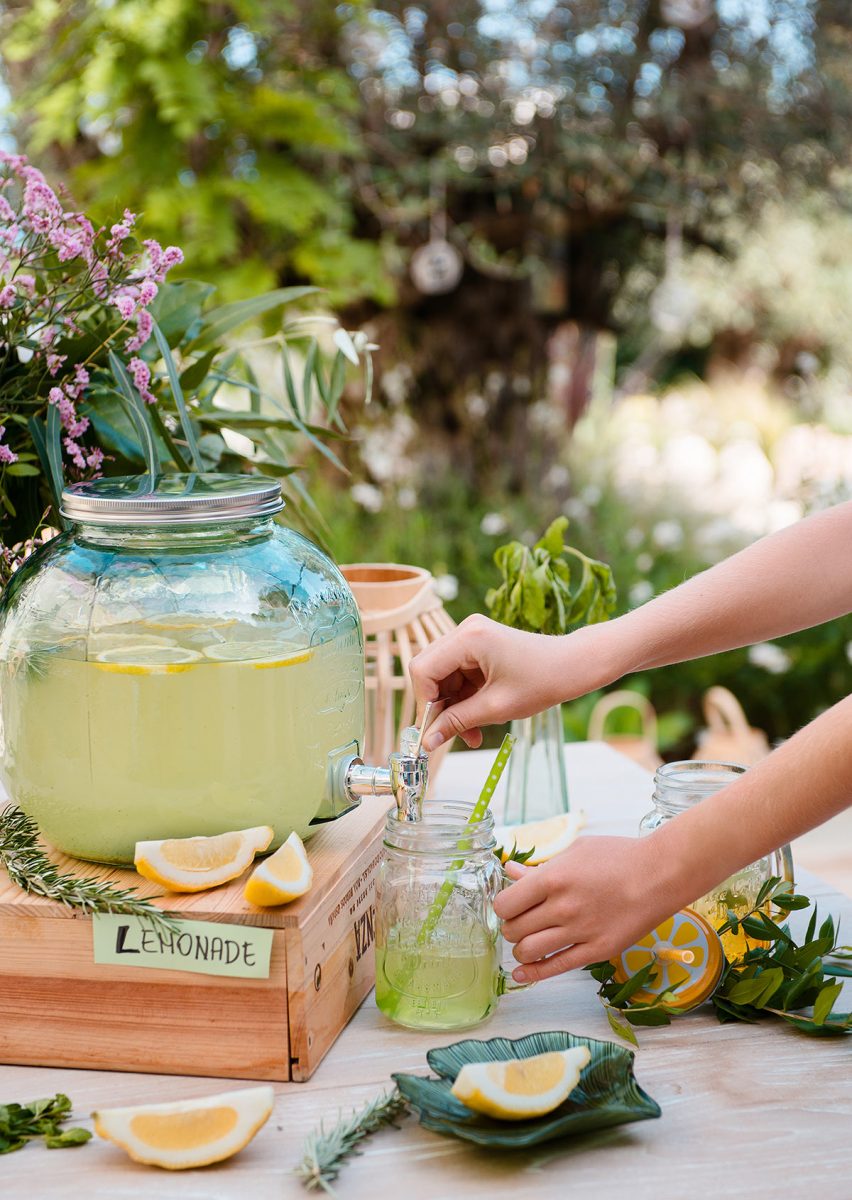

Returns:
654,759,747,790
61,472,284,526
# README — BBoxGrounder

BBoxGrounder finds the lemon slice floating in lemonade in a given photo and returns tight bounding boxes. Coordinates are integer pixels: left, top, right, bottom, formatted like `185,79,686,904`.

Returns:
244,831,313,906
93,1085,274,1170
93,645,202,674
135,825,274,892
203,640,313,668
451,1046,591,1120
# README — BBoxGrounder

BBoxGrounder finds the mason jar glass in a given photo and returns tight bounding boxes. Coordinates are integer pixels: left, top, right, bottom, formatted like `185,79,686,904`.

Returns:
640,760,794,957
0,474,365,864
375,801,530,1031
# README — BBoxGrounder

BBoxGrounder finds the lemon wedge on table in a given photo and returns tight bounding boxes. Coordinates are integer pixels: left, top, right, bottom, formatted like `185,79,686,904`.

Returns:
495,810,586,865
244,831,313,906
134,826,274,893
451,1047,591,1120
93,1086,274,1170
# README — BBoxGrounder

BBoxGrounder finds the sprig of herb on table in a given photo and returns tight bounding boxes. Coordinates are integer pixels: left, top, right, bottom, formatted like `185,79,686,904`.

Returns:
0,1094,91,1154
0,804,178,935
486,516,616,635
586,878,852,1043
295,1088,409,1193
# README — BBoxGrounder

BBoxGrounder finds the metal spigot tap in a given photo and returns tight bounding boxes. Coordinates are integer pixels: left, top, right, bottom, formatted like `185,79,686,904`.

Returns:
342,703,434,821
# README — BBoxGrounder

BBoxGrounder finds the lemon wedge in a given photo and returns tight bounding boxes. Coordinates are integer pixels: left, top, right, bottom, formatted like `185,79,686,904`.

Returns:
135,826,274,892
244,831,313,906
495,810,586,865
93,645,201,674
451,1047,591,1120
93,1085,274,1170
203,640,312,668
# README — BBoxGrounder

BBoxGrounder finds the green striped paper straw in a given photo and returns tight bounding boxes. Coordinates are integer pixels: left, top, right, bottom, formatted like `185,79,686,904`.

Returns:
416,733,516,946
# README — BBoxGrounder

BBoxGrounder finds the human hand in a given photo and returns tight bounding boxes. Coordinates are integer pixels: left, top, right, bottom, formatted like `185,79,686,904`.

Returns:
494,834,686,982
410,614,616,750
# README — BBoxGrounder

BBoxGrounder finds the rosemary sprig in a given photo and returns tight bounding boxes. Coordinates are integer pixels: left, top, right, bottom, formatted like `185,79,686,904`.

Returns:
0,804,178,935
295,1088,409,1193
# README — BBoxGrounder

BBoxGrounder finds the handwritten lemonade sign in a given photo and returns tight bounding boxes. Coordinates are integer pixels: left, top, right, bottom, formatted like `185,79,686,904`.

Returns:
92,913,273,979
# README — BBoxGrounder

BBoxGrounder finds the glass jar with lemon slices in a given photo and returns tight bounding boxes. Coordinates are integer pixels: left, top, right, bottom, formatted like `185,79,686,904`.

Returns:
640,761,794,958
0,474,365,864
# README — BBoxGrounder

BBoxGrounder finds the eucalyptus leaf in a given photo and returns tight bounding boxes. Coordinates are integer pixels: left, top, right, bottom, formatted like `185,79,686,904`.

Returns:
151,319,203,471
190,285,318,348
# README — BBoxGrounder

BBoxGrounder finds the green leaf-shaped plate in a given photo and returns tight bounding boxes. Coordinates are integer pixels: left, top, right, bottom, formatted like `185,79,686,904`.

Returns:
392,1030,660,1149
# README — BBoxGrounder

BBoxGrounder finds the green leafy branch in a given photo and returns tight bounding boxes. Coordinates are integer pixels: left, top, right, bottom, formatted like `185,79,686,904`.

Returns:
586,877,851,1044
486,516,616,635
0,1094,91,1154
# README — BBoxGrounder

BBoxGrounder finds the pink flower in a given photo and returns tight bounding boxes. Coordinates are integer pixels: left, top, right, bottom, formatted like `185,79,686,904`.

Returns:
113,291,136,320
74,364,90,388
86,446,104,474
48,386,64,406
0,195,16,223
63,437,87,470
128,355,157,404
47,353,67,376
143,238,164,276
0,283,16,308
138,279,158,306
125,309,153,352
0,150,27,175
146,242,183,282
0,424,18,465
17,273,35,297
49,224,87,262
22,174,63,233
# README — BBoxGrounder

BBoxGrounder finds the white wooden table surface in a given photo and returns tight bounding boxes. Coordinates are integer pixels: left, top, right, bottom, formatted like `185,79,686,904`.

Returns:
2,743,850,1200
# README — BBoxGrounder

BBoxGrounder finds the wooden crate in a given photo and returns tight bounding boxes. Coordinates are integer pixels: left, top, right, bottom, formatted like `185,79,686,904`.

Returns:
0,797,389,1082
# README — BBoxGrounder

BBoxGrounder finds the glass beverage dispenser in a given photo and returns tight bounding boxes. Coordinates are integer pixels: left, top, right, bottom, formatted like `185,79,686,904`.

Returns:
0,474,426,864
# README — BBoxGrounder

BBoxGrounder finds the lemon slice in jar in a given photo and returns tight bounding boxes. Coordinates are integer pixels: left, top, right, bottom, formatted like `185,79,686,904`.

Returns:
93,1085,274,1170
495,811,586,865
93,645,202,674
203,640,313,668
451,1047,591,1120
244,832,313,906
143,613,241,633
134,826,274,892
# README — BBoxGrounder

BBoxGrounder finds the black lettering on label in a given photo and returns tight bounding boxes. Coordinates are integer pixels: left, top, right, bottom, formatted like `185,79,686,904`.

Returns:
353,904,376,962
115,925,140,954
243,942,256,968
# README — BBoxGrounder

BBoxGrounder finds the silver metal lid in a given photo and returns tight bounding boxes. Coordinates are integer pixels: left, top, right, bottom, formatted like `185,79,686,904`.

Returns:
61,473,284,526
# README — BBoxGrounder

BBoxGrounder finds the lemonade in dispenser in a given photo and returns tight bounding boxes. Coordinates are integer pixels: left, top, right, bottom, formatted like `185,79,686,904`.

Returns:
0,474,425,864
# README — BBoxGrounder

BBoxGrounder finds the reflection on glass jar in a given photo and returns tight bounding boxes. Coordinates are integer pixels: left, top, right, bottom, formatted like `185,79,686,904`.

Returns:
375,802,508,1032
639,761,794,959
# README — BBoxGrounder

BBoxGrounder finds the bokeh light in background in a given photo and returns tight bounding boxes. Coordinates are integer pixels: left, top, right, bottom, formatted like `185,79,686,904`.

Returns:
1,0,850,752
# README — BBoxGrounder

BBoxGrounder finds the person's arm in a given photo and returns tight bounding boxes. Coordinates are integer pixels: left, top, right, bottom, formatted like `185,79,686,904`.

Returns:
494,693,852,981
415,500,852,750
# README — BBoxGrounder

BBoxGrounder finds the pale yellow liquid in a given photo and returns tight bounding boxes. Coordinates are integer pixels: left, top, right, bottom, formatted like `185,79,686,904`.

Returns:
375,921,499,1031
0,622,363,863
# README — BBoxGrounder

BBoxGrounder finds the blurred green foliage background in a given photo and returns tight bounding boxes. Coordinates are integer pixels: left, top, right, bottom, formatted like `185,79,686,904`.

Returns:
2,0,851,752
